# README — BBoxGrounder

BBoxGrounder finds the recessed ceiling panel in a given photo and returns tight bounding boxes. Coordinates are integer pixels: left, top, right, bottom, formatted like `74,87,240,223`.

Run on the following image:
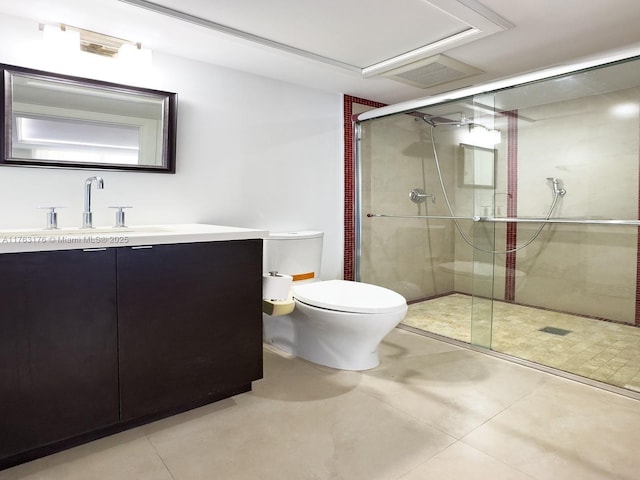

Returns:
128,0,512,71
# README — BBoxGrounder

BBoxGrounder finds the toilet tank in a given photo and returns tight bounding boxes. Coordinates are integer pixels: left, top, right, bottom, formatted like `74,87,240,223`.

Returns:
264,231,323,282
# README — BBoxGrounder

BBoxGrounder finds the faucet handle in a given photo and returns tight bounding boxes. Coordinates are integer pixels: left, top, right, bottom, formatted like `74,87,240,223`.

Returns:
38,206,65,230
108,206,132,228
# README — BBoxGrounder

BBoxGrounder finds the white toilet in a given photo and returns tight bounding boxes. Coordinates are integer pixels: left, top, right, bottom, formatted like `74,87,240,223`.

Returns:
262,231,407,370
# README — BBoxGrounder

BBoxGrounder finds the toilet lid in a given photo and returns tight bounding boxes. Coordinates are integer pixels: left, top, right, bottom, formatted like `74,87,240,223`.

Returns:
292,280,407,314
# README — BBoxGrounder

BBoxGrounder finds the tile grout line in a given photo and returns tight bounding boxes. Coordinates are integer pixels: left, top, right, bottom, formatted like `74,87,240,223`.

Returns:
454,385,549,480
146,434,178,480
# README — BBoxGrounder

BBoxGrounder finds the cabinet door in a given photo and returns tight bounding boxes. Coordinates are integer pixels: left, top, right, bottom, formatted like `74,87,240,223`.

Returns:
117,240,263,421
0,248,119,461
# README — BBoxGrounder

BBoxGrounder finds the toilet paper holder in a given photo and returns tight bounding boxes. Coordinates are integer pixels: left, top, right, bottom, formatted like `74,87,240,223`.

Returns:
262,271,294,316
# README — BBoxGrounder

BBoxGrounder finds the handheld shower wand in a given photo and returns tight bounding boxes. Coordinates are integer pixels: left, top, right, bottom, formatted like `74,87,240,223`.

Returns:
547,177,567,196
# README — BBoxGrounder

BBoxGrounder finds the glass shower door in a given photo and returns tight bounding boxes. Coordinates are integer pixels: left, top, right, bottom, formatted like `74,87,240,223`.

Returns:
356,54,640,396
357,105,497,347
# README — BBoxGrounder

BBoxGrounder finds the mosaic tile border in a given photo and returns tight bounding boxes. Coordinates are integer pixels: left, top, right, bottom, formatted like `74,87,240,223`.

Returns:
343,95,386,281
505,111,518,302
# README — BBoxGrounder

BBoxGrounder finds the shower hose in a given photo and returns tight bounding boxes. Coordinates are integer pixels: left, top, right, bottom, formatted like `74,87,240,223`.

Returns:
429,123,563,255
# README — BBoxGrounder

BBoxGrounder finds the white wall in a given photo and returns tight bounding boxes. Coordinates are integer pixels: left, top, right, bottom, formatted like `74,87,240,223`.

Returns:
0,14,345,279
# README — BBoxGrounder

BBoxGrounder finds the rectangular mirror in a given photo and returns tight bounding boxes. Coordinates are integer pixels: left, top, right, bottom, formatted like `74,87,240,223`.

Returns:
460,143,495,188
1,64,177,172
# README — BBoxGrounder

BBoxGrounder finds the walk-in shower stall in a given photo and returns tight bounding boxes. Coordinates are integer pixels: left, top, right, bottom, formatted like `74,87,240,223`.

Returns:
355,53,640,397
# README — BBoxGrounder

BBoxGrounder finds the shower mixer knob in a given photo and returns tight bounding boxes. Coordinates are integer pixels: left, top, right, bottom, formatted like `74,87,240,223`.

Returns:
409,188,435,204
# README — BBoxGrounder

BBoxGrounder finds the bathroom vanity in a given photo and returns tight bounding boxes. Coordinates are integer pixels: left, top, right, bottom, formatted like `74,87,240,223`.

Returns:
0,224,267,469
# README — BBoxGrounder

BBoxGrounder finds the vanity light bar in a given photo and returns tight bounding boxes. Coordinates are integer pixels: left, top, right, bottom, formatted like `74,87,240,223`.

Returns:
39,23,145,59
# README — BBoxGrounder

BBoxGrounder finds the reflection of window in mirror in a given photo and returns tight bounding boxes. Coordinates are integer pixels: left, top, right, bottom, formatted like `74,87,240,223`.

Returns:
460,143,495,188
14,114,142,165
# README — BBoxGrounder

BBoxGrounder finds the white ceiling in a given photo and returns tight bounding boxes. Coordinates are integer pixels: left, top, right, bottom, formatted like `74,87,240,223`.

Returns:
2,0,640,104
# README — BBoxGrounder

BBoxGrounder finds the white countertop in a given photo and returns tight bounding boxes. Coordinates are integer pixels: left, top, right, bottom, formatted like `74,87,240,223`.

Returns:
0,223,268,254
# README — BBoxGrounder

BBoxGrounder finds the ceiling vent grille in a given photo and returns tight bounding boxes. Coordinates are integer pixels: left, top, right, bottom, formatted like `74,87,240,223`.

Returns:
381,54,482,89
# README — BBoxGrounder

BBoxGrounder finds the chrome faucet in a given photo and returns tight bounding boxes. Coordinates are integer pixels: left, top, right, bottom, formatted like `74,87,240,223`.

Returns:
82,176,104,228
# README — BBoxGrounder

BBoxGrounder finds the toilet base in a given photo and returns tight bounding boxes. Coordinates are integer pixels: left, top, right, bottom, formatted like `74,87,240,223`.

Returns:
262,300,405,371
264,320,380,371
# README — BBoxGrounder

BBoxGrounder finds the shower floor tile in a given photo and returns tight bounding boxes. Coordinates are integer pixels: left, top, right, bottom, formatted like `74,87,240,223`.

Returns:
403,293,640,391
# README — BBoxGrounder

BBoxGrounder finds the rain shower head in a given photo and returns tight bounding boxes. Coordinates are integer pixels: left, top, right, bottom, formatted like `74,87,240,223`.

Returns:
421,115,459,127
421,115,437,127
421,112,469,127
421,114,500,144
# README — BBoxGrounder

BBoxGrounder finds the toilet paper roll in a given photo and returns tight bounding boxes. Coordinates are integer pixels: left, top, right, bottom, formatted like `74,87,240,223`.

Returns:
262,273,293,300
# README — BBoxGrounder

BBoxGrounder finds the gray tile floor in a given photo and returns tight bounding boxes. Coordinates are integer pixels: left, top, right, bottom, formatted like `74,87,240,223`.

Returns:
2,328,640,480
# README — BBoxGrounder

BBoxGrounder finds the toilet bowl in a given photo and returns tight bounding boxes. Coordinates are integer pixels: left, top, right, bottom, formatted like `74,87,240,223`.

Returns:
262,231,407,370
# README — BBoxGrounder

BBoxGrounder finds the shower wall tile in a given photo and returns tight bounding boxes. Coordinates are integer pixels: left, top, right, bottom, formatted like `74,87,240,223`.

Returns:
513,87,640,324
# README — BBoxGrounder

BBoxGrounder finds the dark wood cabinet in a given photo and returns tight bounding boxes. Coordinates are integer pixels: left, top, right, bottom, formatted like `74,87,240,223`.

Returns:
0,239,263,469
0,248,119,461
117,240,263,420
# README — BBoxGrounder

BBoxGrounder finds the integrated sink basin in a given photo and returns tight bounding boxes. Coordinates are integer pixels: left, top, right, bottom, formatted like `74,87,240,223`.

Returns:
0,223,268,254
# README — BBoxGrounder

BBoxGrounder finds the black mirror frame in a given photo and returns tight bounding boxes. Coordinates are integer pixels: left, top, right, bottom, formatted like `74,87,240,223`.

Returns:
1,63,177,173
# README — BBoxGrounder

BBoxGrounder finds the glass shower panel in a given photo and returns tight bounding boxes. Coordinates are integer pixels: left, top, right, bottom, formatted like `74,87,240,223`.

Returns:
358,109,476,344
467,92,501,348
487,62,640,390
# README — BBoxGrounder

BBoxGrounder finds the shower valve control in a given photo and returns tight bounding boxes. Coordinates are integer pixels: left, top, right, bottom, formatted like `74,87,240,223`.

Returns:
409,188,436,204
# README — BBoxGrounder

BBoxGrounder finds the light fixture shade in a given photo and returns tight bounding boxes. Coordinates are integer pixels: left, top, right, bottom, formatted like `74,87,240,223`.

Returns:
42,25,80,54
469,123,501,146
488,128,501,145
40,23,152,68
118,43,152,66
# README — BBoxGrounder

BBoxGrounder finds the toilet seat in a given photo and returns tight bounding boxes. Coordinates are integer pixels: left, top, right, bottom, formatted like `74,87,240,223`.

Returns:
292,280,406,314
